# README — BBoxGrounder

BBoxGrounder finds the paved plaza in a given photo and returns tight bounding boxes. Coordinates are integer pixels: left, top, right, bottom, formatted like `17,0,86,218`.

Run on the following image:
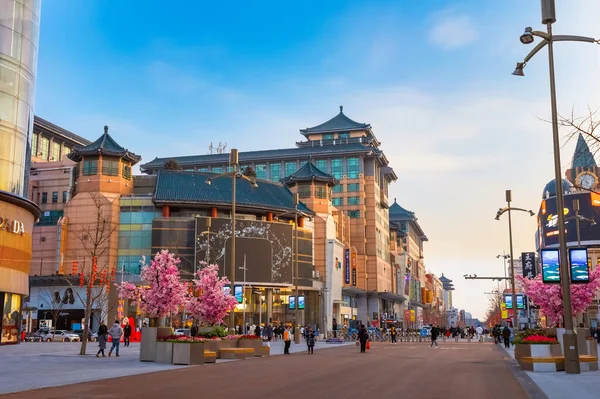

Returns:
2,341,527,399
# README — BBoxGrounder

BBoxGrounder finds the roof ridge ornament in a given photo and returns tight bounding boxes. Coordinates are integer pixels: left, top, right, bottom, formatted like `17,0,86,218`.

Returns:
340,105,343,113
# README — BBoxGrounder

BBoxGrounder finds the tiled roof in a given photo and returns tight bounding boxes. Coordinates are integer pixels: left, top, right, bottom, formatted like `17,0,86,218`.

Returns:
34,116,91,146
68,126,141,164
571,133,597,170
282,161,339,186
153,170,314,216
300,106,371,135
389,199,414,221
141,142,374,171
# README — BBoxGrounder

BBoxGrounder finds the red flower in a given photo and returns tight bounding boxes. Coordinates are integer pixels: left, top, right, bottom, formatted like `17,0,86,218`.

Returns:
522,334,558,345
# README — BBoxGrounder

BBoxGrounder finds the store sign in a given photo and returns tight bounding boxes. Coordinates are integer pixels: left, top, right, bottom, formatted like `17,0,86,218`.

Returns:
0,217,25,235
344,248,350,284
521,252,536,279
352,268,356,286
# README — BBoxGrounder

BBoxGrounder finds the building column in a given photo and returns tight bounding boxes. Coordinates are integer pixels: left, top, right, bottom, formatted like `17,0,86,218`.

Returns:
162,205,170,217
266,289,273,324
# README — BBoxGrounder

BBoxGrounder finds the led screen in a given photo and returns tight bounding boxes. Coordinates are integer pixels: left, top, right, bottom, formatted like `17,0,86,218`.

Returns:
569,248,590,283
541,249,561,283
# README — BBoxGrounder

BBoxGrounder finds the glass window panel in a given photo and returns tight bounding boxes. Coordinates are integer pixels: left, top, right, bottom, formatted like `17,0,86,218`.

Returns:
50,142,60,161
332,197,343,206
198,167,208,172
83,160,97,175
332,184,343,193
315,186,327,199
298,186,311,198
255,164,266,180
31,133,37,157
331,159,343,179
315,159,327,172
0,92,17,126
1,293,21,344
41,192,47,203
51,191,58,203
212,166,223,173
0,63,18,96
348,210,360,218
269,163,281,182
347,183,360,192
285,161,297,177
120,212,132,224
131,212,144,224
62,191,67,202
347,196,360,205
102,159,119,176
347,157,360,179
122,165,131,180
339,132,350,139
322,133,334,140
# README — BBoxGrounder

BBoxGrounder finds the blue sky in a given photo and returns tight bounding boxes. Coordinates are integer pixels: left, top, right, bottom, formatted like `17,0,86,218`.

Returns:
35,1,600,319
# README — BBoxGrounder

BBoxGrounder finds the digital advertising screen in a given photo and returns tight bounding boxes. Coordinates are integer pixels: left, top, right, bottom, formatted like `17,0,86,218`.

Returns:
541,249,561,283
298,296,305,309
569,248,590,283
234,285,243,303
516,295,525,309
289,296,295,309
504,294,513,309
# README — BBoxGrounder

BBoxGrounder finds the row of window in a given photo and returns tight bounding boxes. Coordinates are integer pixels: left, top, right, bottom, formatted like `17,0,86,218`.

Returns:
332,196,360,206
320,132,350,141
37,190,68,205
82,160,132,180
36,210,64,226
31,134,72,162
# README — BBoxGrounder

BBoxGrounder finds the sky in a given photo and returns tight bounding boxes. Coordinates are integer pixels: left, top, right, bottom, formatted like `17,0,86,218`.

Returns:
34,1,600,319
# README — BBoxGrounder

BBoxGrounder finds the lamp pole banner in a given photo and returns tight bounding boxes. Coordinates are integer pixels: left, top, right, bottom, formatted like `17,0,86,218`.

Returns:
521,252,537,279
345,248,350,284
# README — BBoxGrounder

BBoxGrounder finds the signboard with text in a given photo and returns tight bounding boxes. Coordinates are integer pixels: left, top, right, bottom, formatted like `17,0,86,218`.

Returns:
344,248,350,284
521,252,537,279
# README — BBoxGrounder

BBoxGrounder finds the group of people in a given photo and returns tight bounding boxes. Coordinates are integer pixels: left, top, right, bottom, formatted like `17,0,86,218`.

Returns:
96,320,132,358
491,324,513,348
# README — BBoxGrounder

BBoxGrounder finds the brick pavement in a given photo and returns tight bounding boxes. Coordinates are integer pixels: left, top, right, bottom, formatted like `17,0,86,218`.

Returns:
2,342,528,399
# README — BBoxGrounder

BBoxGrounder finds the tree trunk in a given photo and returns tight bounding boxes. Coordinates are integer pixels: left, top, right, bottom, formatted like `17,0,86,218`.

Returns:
79,286,93,355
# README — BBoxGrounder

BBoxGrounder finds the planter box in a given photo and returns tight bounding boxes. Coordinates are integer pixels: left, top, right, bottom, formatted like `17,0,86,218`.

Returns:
204,339,236,359
156,341,174,364
238,338,264,356
515,344,563,371
140,327,174,362
173,343,205,365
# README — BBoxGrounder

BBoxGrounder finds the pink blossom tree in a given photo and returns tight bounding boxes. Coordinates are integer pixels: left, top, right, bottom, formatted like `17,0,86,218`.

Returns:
117,250,189,325
185,264,238,325
517,266,600,326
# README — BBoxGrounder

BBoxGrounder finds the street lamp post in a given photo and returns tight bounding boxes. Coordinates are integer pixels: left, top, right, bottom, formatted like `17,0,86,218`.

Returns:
240,254,247,332
293,193,301,344
494,191,534,330
513,0,600,374
496,253,510,290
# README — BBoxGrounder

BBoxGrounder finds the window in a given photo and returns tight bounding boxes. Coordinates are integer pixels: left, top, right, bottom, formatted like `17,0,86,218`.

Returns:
102,159,119,176
285,161,297,177
63,147,71,157
51,192,58,203
347,196,360,205
347,183,360,192
122,165,132,180
198,167,208,172
41,192,47,204
332,184,343,193
51,142,61,161
39,136,49,160
255,164,266,180
339,132,350,139
332,197,343,206
62,191,67,203
315,186,327,199
212,166,223,173
1,293,21,344
315,159,328,172
331,159,343,179
298,186,311,198
31,134,38,157
348,210,360,218
347,157,360,179
83,160,98,175
322,133,334,140
269,163,281,182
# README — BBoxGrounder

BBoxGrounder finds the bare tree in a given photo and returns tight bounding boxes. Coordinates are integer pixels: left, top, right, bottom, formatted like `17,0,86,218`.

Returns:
485,291,504,327
163,159,183,170
242,166,256,178
559,107,600,156
39,288,67,342
67,192,118,355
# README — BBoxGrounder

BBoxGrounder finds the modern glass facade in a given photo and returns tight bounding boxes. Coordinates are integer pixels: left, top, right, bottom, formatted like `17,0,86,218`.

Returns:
0,0,41,197
118,196,160,275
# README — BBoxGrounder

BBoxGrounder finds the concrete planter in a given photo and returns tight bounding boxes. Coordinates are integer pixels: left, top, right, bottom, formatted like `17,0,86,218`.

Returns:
515,344,563,372
238,338,264,356
140,327,173,362
172,342,205,365
156,341,174,364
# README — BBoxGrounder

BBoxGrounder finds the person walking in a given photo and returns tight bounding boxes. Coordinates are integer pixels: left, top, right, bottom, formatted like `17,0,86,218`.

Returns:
390,326,397,344
332,318,338,338
476,325,483,342
123,323,132,347
430,324,439,348
502,325,512,349
357,324,369,353
283,326,292,355
306,327,316,354
96,321,108,358
108,320,123,357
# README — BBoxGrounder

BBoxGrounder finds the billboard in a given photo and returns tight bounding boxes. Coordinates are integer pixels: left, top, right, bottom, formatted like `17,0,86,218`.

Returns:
195,217,298,286
234,285,243,303
298,296,305,309
541,249,560,283
504,294,526,309
569,248,590,283
289,296,295,309
540,192,600,247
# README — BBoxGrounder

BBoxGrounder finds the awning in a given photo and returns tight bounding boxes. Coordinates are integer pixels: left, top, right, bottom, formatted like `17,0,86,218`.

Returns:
342,287,366,296
379,292,407,303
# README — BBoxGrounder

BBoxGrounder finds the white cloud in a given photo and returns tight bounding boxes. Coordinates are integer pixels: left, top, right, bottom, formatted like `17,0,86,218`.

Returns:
429,15,476,49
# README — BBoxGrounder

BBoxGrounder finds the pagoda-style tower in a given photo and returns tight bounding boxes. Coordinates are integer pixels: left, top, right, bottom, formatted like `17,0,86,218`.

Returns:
565,133,599,190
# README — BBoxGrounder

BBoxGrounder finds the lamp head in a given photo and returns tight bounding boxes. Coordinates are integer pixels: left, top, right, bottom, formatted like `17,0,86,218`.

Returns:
520,27,534,44
512,62,526,76
251,181,258,188
529,210,535,217
205,179,211,185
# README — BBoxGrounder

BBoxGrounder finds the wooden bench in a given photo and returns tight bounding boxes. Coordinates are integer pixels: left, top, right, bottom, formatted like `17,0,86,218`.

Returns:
520,356,565,372
203,350,217,364
579,355,599,371
220,347,255,360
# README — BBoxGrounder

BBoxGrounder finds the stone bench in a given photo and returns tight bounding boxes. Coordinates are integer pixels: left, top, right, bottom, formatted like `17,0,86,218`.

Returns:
220,347,255,360
203,351,217,363
579,355,599,371
520,356,565,372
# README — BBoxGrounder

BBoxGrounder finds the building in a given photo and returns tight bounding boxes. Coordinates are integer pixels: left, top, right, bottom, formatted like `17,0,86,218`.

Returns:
0,0,42,345
140,107,399,327
30,116,91,163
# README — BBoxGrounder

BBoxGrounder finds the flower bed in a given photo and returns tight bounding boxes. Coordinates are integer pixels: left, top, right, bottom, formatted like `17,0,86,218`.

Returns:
513,330,562,372
521,335,558,345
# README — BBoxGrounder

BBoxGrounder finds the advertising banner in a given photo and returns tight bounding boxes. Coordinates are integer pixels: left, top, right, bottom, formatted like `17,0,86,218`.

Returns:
345,248,350,284
351,251,357,286
541,248,561,283
569,248,590,283
501,303,508,319
540,192,600,247
298,296,305,309
234,285,243,303
410,309,415,322
289,296,295,309
521,252,536,279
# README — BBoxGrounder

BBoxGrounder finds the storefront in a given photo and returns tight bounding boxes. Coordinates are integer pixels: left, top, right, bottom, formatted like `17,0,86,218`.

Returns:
0,191,40,345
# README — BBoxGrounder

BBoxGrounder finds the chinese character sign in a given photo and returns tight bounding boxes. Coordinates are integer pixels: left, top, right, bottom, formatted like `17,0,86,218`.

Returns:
521,252,537,279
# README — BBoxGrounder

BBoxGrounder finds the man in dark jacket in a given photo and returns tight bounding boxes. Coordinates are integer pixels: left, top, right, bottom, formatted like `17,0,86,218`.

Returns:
123,323,132,347
357,325,369,353
430,324,439,348
502,326,512,348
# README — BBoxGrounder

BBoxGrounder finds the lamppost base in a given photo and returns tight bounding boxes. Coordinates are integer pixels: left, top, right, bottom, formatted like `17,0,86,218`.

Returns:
562,331,581,374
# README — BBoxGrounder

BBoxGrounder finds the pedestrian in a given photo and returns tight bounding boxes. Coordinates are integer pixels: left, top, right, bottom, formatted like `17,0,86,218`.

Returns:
306,327,316,354
96,321,108,358
265,324,273,342
123,323,132,347
191,324,198,337
502,325,512,349
108,320,123,357
332,318,338,338
476,325,483,342
357,324,369,353
430,324,439,348
283,326,292,355
390,326,397,344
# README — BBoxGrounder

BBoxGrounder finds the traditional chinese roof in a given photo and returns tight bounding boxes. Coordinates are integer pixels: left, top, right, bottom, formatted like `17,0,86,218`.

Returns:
300,106,371,136
389,198,428,241
282,160,339,186
34,116,91,146
68,126,141,164
571,133,597,170
153,170,314,216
